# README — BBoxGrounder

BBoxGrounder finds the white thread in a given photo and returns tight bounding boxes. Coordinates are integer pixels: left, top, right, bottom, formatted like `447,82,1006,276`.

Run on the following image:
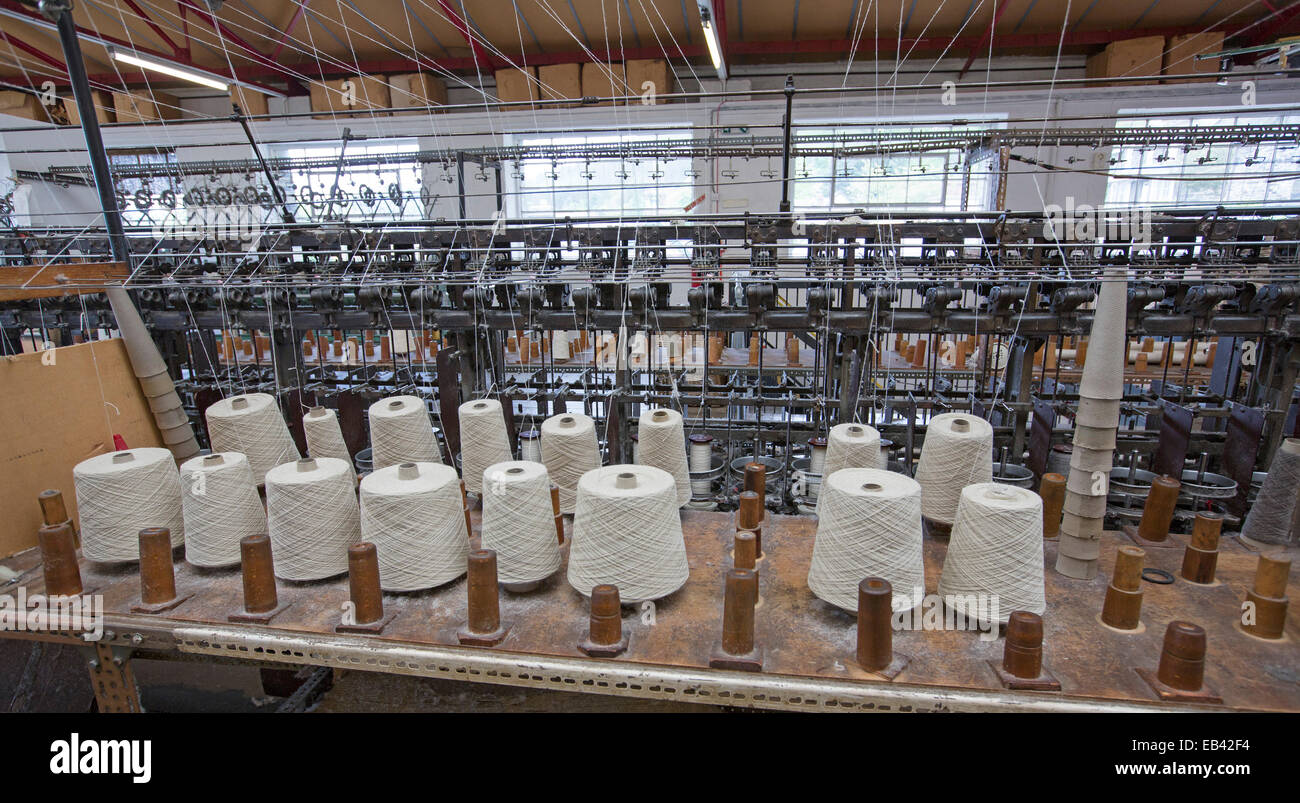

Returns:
807,438,828,500
519,430,542,462
567,465,689,603
369,394,443,470
688,437,714,498
74,447,184,563
360,461,468,590
1242,437,1300,546
458,398,514,494
179,452,265,568
808,468,924,611
915,413,994,525
553,330,571,360
265,457,360,581
938,482,1045,624
303,406,353,477
205,393,301,485
823,422,883,478
480,460,562,584
634,408,691,507
540,412,602,514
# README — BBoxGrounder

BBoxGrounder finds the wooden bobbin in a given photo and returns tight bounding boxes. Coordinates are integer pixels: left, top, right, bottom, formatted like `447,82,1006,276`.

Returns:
578,583,629,657
854,577,908,678
37,522,82,597
1241,554,1291,640
38,489,73,531
991,610,1061,690
1137,621,1221,703
132,527,190,613
744,462,766,497
1180,512,1223,585
710,568,763,672
1130,475,1181,544
458,549,510,646
1039,473,1065,539
738,490,764,558
459,479,473,536
734,529,758,570
550,483,564,544
230,534,292,623
1100,545,1146,631
337,542,396,633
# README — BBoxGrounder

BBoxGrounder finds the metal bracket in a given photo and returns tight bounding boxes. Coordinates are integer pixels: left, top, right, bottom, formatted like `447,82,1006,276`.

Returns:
84,641,143,713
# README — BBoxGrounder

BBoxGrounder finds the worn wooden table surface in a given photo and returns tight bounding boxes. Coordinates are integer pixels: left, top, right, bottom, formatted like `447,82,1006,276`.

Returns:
3,509,1296,711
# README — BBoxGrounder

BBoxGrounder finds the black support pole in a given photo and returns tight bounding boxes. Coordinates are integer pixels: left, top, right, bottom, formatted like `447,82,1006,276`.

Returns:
779,75,795,214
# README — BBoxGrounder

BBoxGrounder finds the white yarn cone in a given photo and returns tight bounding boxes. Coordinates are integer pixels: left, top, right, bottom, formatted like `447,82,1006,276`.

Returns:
808,468,924,611
938,482,1045,625
567,465,689,602
519,430,542,462
458,398,514,494
540,412,602,514
179,452,266,568
1080,267,1128,401
634,408,691,507
302,406,353,473
369,394,443,470
73,447,184,562
915,413,994,526
360,461,467,590
1242,437,1300,546
553,330,571,360
265,457,360,581
822,422,883,479
480,461,563,584
205,393,301,485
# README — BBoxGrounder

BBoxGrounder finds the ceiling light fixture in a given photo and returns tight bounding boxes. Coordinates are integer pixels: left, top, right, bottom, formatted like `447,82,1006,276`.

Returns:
698,2,727,81
110,48,230,92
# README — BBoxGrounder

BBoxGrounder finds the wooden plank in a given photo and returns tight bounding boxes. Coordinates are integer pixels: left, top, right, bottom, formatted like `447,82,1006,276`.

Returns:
0,262,129,302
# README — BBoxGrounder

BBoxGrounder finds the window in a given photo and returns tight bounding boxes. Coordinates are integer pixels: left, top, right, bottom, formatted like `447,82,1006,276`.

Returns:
505,131,696,219
276,138,422,222
109,148,184,228
1105,112,1300,209
791,121,1003,214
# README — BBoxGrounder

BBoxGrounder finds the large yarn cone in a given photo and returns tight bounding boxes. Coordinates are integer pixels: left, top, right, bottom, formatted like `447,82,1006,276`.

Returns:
634,408,691,507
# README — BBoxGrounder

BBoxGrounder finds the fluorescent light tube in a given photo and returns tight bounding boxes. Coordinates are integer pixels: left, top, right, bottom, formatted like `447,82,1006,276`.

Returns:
111,49,229,92
701,14,723,73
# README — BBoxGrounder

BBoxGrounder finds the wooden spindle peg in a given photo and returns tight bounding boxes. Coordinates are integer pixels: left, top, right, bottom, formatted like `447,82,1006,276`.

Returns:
230,534,292,622
991,610,1061,690
38,522,82,597
458,549,510,646
710,568,762,671
744,461,766,498
1039,473,1065,539
1100,546,1146,631
550,483,564,544
855,577,899,675
1132,475,1180,544
460,479,473,536
911,338,927,368
37,489,70,528
734,529,758,570
1180,512,1222,585
738,490,764,557
579,584,629,657
337,542,395,633
1240,554,1291,640
132,527,189,613
1138,621,1221,702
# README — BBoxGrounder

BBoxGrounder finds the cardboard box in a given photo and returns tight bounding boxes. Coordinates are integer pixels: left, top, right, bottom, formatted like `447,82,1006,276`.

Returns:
626,59,675,103
309,74,390,119
0,90,52,123
582,62,628,106
1163,32,1226,82
0,339,163,558
113,90,182,122
61,89,115,126
230,85,270,116
389,72,448,113
1084,35,1165,87
538,63,582,107
495,66,538,110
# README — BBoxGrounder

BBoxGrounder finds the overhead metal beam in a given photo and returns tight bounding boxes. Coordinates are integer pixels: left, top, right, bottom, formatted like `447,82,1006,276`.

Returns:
0,28,67,72
271,0,311,62
121,0,182,56
959,0,1012,78
434,0,489,69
